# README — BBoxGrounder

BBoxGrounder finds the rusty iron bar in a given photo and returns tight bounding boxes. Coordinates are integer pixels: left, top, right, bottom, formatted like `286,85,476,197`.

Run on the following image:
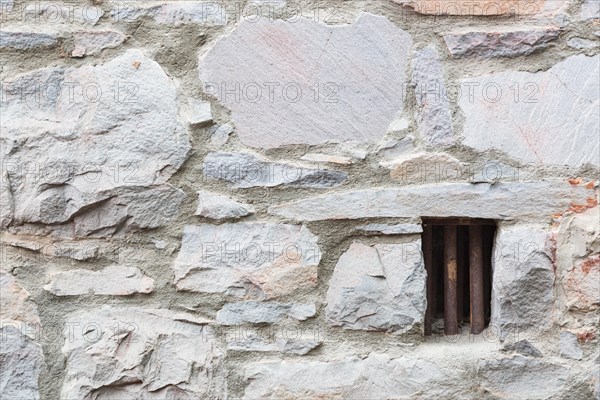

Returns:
423,224,434,336
469,225,485,334
444,226,459,335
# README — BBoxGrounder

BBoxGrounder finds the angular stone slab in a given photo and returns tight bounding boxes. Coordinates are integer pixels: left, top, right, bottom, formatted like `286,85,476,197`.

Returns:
326,241,426,334
460,54,599,167
228,336,321,355
71,30,126,57
0,30,58,49
195,190,255,220
172,223,320,299
268,181,595,222
199,13,412,148
216,302,316,325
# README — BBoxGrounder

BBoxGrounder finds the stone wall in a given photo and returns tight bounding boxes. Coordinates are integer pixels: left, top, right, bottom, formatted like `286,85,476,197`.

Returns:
1,0,599,399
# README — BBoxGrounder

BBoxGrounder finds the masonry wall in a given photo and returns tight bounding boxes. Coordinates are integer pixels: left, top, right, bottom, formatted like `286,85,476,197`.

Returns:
0,0,599,399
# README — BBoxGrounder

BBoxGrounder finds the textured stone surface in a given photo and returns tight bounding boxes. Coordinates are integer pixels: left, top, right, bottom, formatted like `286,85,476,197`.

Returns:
181,98,213,126
71,30,126,57
172,223,320,298
195,190,255,220
581,0,600,20
567,37,599,50
199,13,412,148
501,340,543,357
300,153,354,165
23,3,103,25
44,266,154,296
111,1,227,25
478,356,570,399
216,302,316,325
1,233,100,261
326,241,426,334
559,331,583,360
269,181,594,222
393,0,546,15
228,336,321,355
203,152,347,188
384,152,464,183
491,225,554,334
412,47,454,146
444,29,560,58
0,269,41,330
354,223,423,235
61,307,226,399
461,55,600,167
210,124,233,147
1,49,190,236
0,30,58,49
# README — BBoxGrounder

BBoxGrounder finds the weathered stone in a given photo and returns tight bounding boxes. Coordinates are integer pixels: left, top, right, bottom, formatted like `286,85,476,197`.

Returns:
61,306,226,399
210,124,233,147
172,223,320,299
71,30,126,57
0,30,58,49
244,353,461,399
491,225,555,335
199,13,412,148
23,3,103,25
383,152,464,184
501,339,543,358
195,190,255,220
0,171,13,228
1,233,100,261
44,266,154,296
354,223,423,235
203,152,347,188
443,29,560,58
326,241,426,334
111,1,227,25
216,302,316,325
460,55,600,167
181,98,212,126
478,356,570,399
557,207,600,311
559,331,583,360
268,181,594,222
300,153,354,165
376,136,417,160
567,37,599,50
393,0,546,15
581,0,600,20
228,336,321,355
0,327,44,400
412,47,454,146
0,270,41,331
1,49,190,237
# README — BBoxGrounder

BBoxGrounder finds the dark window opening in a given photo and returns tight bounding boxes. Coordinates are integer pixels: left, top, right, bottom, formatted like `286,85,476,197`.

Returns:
422,218,496,336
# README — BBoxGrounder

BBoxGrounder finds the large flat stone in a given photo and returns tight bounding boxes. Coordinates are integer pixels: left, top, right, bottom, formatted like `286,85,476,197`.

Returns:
1,49,190,237
172,223,320,299
61,307,226,399
71,30,126,57
326,240,426,334
460,55,599,167
199,13,412,148
0,30,58,49
268,182,595,222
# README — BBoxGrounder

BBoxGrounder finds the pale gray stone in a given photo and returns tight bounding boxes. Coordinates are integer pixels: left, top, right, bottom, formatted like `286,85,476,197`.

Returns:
71,30,126,57
172,223,320,299
23,3,103,25
268,181,594,222
0,30,58,49
478,356,570,399
567,37,599,50
228,336,321,355
461,54,599,167
325,240,426,334
354,223,423,235
1,234,100,261
412,46,454,146
111,1,227,25
61,307,226,399
560,331,583,360
0,269,41,333
1,170,13,228
300,153,354,165
382,152,464,183
0,50,190,237
210,124,233,147
491,225,555,335
203,152,347,188
0,328,44,400
444,29,560,58
216,302,316,325
181,98,213,126
199,13,412,148
501,340,543,358
581,0,600,20
196,190,255,220
44,266,155,296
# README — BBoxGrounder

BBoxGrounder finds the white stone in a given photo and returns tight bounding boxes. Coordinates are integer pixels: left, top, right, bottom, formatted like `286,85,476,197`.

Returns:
382,152,464,183
216,302,316,325
581,0,600,20
0,49,190,237
268,181,594,222
1,171,14,228
210,124,233,147
203,152,347,188
300,153,354,165
111,1,227,25
71,30,126,57
181,98,213,126
412,46,454,146
326,241,426,334
172,223,320,299
44,266,155,296
0,30,58,49
491,225,555,335
23,3,103,25
228,336,321,355
567,37,599,50
559,331,583,360
0,269,41,332
461,55,600,167
1,233,100,261
195,190,255,220
199,13,412,148
61,306,226,399
354,223,423,235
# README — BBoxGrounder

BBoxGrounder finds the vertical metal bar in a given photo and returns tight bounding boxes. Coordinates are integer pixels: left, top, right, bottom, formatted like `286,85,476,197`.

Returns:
456,226,466,323
444,226,458,335
423,224,434,336
469,225,485,334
